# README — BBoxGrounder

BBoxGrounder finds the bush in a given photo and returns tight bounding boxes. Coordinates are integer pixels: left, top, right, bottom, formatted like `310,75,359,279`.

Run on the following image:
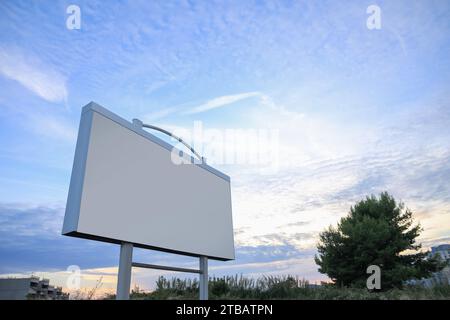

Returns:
119,274,450,300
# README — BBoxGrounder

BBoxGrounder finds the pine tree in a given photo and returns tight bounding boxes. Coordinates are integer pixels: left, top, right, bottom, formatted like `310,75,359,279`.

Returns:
315,192,443,289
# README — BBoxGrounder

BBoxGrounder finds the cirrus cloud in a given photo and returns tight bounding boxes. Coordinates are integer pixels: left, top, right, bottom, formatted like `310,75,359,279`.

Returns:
0,47,68,103
184,91,260,114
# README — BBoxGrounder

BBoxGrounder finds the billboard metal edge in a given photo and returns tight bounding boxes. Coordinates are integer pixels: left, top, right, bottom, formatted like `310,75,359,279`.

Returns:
62,107,94,234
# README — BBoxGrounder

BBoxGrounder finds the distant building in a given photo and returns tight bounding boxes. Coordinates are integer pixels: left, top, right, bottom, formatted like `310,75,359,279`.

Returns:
0,277,69,300
430,244,450,261
407,244,450,287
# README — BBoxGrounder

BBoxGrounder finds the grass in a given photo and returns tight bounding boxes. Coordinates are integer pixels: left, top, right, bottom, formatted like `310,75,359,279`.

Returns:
103,275,450,300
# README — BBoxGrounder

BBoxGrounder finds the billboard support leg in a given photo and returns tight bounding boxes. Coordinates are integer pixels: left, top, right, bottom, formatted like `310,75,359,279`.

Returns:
199,256,208,300
117,242,133,300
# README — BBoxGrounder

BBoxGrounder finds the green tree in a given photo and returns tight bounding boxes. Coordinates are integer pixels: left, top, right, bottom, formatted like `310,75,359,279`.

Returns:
315,192,443,289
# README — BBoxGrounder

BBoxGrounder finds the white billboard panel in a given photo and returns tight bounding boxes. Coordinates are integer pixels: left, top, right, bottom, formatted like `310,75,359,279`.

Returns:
62,102,235,260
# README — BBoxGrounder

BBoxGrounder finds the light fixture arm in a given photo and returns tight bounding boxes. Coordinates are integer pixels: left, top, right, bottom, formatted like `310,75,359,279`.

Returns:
132,119,205,163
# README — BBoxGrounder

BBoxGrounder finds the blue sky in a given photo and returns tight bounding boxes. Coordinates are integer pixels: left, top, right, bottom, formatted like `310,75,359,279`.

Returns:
0,0,450,293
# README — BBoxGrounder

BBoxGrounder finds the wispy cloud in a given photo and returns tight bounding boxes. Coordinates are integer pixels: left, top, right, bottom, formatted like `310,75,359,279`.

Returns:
0,47,67,103
28,114,77,143
141,107,179,122
140,92,262,121
0,202,119,274
184,92,260,114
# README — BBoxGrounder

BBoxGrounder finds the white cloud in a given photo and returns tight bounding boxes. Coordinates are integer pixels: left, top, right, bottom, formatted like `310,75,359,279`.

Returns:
184,91,260,114
138,92,262,121
28,114,77,142
0,47,68,103
141,107,178,122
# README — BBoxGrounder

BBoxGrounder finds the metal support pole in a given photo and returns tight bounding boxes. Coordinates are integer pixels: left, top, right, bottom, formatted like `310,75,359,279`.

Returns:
199,256,208,300
116,242,133,300
132,262,201,274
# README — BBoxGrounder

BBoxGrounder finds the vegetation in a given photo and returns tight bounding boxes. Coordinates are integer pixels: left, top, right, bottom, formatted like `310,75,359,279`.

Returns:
315,192,444,289
102,275,450,300
67,276,103,300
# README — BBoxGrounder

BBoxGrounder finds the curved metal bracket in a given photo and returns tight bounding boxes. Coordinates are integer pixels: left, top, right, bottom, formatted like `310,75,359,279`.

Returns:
132,119,205,163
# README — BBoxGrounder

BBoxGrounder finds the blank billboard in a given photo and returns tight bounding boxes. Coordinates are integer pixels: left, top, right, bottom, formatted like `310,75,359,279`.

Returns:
62,102,235,261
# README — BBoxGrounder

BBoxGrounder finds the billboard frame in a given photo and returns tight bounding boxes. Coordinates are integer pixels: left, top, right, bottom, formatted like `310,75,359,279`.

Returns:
63,102,234,261
63,102,234,299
